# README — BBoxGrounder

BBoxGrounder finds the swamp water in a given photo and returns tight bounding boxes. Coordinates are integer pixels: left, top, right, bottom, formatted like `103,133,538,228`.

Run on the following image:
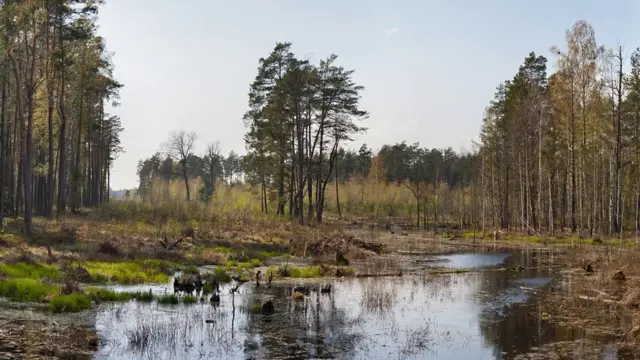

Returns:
92,251,621,360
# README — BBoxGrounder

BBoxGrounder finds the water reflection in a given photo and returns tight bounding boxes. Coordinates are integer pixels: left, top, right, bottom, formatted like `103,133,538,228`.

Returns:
94,251,619,360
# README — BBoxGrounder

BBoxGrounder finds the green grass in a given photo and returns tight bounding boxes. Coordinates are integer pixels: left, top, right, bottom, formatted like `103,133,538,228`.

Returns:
183,265,200,275
82,260,176,285
0,278,58,302
183,295,197,304
157,294,179,305
130,290,155,302
211,267,232,283
224,258,261,269
202,282,213,295
0,263,61,280
273,265,356,278
49,294,92,313
84,287,132,302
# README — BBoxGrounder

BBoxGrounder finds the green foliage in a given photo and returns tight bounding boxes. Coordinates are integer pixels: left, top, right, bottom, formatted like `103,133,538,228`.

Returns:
49,294,92,313
157,294,179,305
0,263,61,280
0,278,58,302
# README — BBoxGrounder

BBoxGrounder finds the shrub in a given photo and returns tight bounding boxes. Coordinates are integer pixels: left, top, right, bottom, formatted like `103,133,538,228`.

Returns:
0,278,58,302
49,294,92,313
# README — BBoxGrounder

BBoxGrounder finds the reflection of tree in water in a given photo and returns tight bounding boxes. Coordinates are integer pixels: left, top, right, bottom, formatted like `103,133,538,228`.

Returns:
474,267,616,360
240,285,365,359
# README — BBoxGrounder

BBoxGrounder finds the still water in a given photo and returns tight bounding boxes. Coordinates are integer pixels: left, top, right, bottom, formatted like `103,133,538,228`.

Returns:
92,251,619,360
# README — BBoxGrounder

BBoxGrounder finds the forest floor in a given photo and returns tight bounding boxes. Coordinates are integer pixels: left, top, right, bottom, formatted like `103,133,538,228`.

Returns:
0,211,639,358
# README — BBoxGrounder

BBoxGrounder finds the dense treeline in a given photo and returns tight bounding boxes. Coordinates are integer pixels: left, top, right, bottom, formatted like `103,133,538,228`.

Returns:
0,1,123,236
137,20,640,237
479,20,640,237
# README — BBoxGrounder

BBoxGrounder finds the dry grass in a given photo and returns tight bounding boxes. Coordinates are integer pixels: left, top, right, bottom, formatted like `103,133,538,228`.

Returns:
539,246,640,351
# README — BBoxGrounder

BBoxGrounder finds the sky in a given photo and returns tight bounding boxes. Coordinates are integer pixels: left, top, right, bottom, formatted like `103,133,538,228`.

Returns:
96,0,640,190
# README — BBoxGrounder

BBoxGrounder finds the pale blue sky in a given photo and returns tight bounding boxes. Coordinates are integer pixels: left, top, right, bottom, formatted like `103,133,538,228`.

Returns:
97,0,640,189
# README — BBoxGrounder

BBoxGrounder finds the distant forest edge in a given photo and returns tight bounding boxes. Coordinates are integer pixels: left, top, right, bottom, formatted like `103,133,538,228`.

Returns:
0,6,638,240
135,20,640,238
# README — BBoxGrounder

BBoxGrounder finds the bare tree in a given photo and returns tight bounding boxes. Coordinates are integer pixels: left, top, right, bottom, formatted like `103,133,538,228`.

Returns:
166,131,197,201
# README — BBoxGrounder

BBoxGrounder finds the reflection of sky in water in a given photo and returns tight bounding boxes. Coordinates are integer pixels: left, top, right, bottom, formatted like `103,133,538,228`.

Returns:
93,254,617,360
434,253,510,269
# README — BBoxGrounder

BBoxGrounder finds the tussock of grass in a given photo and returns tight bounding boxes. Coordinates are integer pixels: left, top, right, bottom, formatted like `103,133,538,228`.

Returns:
0,278,58,302
183,265,200,275
130,290,155,302
224,258,261,269
273,264,356,278
183,295,197,304
210,267,232,283
82,260,175,285
157,294,179,305
49,294,92,313
85,287,132,302
0,263,61,280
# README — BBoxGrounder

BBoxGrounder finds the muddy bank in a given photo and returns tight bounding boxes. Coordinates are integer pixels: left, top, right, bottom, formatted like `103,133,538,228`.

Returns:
0,302,97,360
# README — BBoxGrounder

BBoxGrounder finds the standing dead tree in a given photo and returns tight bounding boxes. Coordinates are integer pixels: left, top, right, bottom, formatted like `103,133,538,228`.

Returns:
165,131,197,201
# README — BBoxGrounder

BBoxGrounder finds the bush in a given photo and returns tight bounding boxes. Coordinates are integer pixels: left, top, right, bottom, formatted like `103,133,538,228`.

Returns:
0,278,58,302
49,294,92,313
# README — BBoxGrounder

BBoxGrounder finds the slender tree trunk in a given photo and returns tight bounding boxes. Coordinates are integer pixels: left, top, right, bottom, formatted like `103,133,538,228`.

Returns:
0,71,6,221
335,155,342,219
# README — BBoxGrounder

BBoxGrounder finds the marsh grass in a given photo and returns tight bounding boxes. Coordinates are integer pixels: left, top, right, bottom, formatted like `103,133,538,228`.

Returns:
0,278,58,302
360,279,396,314
49,293,92,313
130,290,155,302
84,287,135,302
224,258,261,269
183,295,197,304
0,262,61,280
271,264,356,278
208,267,232,283
157,294,179,305
82,260,176,284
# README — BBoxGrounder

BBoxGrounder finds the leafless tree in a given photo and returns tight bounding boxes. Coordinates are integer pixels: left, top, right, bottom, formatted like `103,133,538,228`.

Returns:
165,131,197,201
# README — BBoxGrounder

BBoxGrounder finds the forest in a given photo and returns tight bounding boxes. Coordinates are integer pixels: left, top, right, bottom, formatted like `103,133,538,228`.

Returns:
0,0,123,237
0,5,639,241
136,20,640,239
